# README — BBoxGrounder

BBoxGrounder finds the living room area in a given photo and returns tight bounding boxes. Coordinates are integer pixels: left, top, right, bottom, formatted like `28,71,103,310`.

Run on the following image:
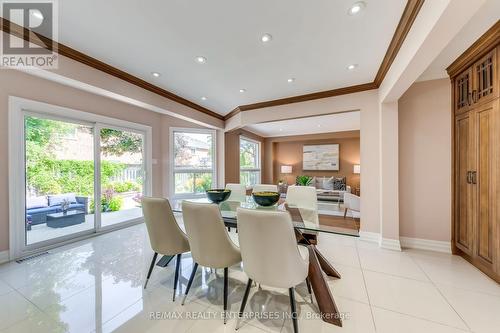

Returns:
226,111,362,235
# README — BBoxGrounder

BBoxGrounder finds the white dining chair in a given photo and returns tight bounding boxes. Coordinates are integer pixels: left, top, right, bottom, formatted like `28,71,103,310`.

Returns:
285,185,319,225
226,183,246,202
141,197,190,301
252,184,279,193
343,192,360,219
181,201,242,324
236,208,311,333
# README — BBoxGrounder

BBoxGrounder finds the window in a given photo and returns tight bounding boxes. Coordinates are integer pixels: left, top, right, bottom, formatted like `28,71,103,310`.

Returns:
240,137,261,187
172,129,216,197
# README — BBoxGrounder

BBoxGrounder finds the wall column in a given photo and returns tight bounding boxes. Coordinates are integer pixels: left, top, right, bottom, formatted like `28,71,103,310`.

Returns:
379,102,401,250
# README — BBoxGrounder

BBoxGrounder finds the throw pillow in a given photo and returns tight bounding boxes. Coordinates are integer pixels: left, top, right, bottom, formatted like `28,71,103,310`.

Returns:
322,177,334,190
333,177,346,191
26,196,48,209
48,193,77,206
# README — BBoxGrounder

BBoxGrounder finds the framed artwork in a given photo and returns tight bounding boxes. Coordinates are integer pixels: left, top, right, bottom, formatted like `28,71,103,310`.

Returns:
303,144,339,171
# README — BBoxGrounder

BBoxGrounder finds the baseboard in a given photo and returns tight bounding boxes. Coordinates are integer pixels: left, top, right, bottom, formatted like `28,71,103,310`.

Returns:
380,238,402,251
0,250,9,264
359,231,381,243
400,237,452,254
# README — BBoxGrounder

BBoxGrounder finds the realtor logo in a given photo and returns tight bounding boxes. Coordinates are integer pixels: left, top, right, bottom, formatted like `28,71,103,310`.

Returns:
1,0,58,68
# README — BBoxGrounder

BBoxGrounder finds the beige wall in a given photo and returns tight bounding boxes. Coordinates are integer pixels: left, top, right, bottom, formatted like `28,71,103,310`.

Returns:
267,132,360,187
398,79,451,242
224,129,267,185
0,69,219,253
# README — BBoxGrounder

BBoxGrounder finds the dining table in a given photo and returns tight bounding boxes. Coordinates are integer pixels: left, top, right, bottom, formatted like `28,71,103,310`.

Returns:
163,196,358,327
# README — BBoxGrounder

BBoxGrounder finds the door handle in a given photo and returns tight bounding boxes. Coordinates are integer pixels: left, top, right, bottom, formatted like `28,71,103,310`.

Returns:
471,171,477,185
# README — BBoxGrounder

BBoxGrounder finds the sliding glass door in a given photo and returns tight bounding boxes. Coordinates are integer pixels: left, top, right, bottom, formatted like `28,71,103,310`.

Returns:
25,115,96,245
99,127,145,228
21,112,149,251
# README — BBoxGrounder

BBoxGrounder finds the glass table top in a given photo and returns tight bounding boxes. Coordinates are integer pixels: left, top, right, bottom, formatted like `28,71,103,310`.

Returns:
170,196,359,237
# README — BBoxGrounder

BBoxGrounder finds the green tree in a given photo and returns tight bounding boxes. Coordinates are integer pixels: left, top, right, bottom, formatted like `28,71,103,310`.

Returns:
100,128,143,156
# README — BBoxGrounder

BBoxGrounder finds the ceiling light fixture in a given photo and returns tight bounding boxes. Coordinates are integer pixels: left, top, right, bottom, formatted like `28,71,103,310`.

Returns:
31,10,44,20
151,72,161,77
239,89,246,93
348,1,366,15
287,78,295,83
347,64,358,70
261,33,273,43
195,56,207,64
201,96,207,101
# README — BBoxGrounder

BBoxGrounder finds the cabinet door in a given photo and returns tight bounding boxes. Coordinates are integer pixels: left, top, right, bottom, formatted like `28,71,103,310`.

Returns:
455,68,473,114
454,112,474,255
473,100,498,271
473,48,498,105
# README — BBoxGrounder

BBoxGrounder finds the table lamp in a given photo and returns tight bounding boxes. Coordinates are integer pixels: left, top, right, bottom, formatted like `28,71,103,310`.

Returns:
281,165,293,184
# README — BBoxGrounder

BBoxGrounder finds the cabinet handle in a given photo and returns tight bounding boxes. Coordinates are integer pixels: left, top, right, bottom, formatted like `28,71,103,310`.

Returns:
466,171,471,184
472,171,477,185
467,92,472,106
472,90,477,103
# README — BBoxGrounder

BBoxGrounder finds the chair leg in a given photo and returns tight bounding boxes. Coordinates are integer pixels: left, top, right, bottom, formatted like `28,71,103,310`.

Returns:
173,253,182,301
223,267,229,324
236,278,253,331
144,252,158,289
305,278,313,304
182,262,199,305
343,208,348,218
289,287,299,333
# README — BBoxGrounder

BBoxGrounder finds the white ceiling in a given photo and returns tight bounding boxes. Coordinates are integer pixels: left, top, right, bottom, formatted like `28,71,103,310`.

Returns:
55,0,406,115
418,0,500,82
244,111,360,137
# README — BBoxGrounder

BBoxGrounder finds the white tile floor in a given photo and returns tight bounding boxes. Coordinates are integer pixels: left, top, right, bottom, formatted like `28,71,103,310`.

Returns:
0,221,499,333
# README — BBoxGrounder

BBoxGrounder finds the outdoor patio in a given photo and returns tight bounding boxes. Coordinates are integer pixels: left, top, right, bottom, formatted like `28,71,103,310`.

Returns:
27,208,143,245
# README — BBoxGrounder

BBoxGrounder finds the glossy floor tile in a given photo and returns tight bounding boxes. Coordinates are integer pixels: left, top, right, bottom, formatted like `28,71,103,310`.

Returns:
0,223,499,333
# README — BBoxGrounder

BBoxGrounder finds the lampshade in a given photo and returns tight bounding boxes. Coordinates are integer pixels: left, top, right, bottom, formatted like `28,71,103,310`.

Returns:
353,164,361,174
281,165,292,174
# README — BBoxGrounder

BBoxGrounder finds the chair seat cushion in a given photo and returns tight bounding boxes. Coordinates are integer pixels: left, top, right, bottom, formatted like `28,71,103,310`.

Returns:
298,245,309,262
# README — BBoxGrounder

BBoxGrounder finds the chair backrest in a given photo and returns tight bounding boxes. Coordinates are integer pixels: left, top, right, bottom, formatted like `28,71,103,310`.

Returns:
237,208,309,288
141,197,189,255
286,185,318,210
252,184,278,193
226,183,246,202
182,201,240,268
344,193,360,211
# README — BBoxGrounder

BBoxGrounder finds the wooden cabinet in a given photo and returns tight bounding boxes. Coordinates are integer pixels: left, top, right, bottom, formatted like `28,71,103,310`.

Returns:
454,47,498,114
449,29,499,282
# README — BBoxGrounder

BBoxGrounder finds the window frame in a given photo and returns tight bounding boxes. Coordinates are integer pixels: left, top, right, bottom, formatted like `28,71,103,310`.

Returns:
170,127,217,198
239,136,261,187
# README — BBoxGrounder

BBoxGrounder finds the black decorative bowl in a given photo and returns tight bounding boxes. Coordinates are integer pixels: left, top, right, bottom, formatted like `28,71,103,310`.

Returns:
206,189,231,203
252,191,280,207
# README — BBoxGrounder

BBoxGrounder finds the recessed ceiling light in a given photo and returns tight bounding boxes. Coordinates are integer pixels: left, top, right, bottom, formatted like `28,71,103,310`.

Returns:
151,72,161,77
261,33,273,43
239,89,246,93
287,78,295,83
279,128,283,132
348,1,366,15
195,56,207,64
201,96,207,101
347,64,358,70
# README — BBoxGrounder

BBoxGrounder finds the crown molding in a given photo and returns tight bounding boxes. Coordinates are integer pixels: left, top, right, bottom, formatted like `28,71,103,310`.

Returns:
1,0,424,122
0,18,224,120
373,0,425,86
446,20,500,78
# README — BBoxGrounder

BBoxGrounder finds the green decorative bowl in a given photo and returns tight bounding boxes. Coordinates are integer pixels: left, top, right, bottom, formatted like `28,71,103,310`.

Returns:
252,191,280,207
206,189,231,203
